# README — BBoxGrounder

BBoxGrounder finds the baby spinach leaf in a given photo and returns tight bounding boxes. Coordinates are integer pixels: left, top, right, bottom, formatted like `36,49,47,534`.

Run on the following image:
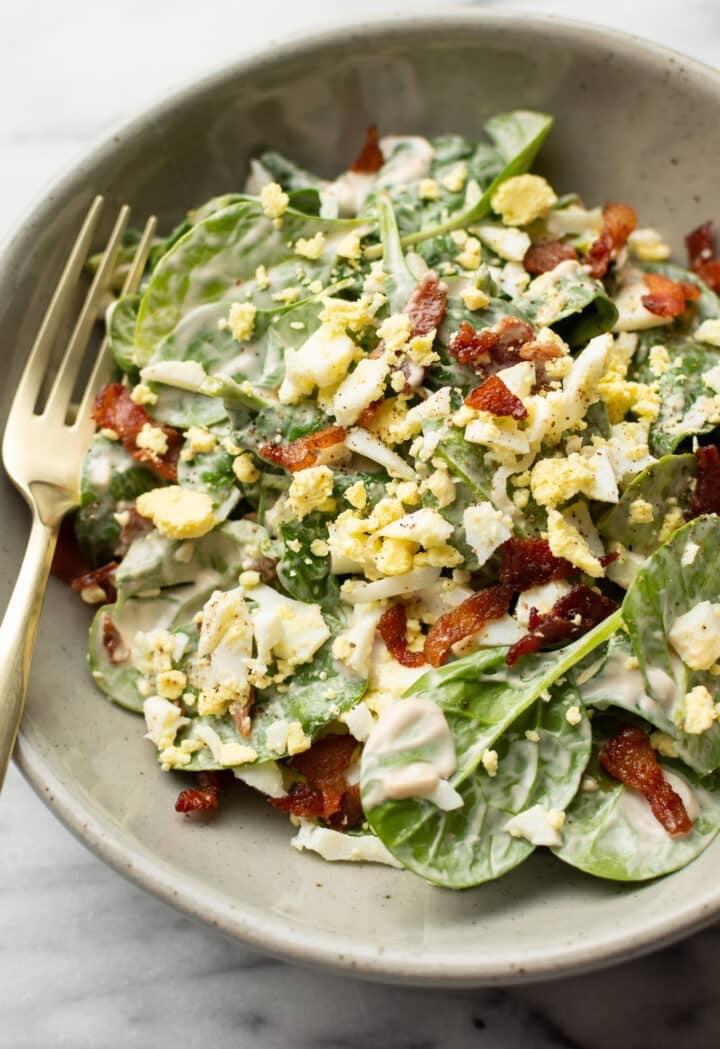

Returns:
115,521,271,601
578,631,719,775
177,440,239,519
277,515,338,611
178,637,367,769
106,294,140,376
597,454,695,583
620,515,720,772
401,111,553,249
75,435,157,565
631,335,720,456
362,612,621,886
364,682,590,888
553,720,720,880
517,265,618,347
134,199,367,364
89,586,209,713
377,191,416,312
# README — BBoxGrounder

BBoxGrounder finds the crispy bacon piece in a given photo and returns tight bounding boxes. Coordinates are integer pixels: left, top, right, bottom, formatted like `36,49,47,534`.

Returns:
355,399,384,428
641,272,701,318
259,425,346,473
689,444,720,518
175,771,223,816
498,538,574,591
70,561,117,603
524,239,578,275
93,383,182,481
464,374,527,420
349,125,384,174
378,604,426,668
424,585,513,667
270,735,360,822
506,584,619,666
686,221,720,292
600,725,693,836
585,202,637,279
405,271,448,336
448,317,535,372
271,781,326,818
100,612,129,665
51,516,90,584
327,783,364,830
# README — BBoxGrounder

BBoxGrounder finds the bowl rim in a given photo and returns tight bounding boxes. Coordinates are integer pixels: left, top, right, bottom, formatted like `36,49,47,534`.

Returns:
9,7,720,986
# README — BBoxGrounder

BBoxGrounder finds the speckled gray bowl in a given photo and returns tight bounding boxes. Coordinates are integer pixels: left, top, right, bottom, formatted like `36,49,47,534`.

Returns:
4,11,720,986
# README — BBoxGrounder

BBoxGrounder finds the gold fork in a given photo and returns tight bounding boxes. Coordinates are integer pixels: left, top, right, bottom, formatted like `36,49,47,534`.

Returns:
0,197,157,790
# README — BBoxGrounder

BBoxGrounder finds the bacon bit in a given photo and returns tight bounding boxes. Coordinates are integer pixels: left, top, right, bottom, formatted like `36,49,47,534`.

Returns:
270,735,360,821
524,239,578,275
259,425,346,473
464,374,527,420
599,551,619,569
585,202,637,279
100,612,129,664
349,125,384,174
175,771,223,816
448,317,535,372
686,221,720,292
424,585,513,667
506,584,618,666
600,725,693,837
93,383,182,481
356,399,384,428
405,271,448,336
641,272,701,318
70,561,117,603
689,444,720,518
498,538,574,591
51,515,90,584
517,338,563,363
230,696,255,738
327,784,364,830
270,781,326,818
378,604,426,668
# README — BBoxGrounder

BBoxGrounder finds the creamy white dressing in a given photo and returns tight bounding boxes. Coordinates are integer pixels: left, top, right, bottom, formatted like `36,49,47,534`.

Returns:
376,136,434,187
361,697,463,811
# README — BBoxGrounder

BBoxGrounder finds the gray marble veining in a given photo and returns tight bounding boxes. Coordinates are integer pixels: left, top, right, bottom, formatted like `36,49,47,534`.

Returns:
2,1,720,1046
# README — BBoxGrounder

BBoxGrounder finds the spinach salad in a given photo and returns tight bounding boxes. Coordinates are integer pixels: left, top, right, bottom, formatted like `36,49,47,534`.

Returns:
69,111,720,887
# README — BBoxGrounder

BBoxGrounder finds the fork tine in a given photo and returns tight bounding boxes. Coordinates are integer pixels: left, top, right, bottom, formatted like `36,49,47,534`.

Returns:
42,204,131,421
73,213,158,429
11,196,105,413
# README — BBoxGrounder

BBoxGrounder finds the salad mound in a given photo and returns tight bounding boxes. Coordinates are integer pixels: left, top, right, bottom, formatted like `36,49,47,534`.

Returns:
66,112,720,887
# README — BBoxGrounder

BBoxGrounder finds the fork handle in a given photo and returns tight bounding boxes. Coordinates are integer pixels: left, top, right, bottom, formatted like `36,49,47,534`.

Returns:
0,513,57,791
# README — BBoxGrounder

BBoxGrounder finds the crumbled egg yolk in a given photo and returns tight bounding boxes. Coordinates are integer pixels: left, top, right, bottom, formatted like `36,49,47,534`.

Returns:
287,465,336,519
232,453,260,484
136,486,215,539
185,426,217,456
260,181,289,220
227,301,257,342
295,232,326,259
336,231,362,261
456,236,481,271
530,453,595,508
461,285,490,311
683,685,716,735
130,383,157,406
628,498,654,524
442,162,467,193
491,174,557,227
136,424,168,457
546,506,604,577
418,177,440,201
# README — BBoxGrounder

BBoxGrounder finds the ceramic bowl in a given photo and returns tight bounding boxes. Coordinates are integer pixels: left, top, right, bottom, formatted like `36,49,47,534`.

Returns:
4,11,720,985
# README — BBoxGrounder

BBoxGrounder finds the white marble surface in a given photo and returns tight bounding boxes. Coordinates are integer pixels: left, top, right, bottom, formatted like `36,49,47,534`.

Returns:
3,1,720,1045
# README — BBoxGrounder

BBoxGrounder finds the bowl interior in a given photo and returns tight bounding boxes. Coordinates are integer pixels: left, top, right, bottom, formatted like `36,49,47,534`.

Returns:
5,13,720,984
